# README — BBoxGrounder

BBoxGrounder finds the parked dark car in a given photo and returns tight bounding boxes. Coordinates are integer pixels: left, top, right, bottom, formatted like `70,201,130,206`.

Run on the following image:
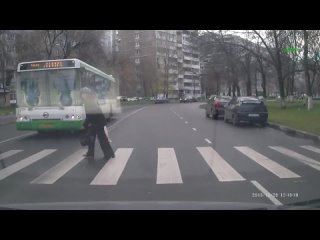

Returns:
180,96,198,103
224,97,268,127
206,96,232,119
154,98,169,104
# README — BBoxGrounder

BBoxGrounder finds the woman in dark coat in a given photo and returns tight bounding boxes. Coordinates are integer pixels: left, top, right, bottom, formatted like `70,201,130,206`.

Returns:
80,87,115,160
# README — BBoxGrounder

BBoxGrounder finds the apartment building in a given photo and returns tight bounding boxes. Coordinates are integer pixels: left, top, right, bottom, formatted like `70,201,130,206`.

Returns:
117,30,201,98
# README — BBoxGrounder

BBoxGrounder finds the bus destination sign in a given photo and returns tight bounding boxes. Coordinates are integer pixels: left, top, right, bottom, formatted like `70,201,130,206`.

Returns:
19,60,75,71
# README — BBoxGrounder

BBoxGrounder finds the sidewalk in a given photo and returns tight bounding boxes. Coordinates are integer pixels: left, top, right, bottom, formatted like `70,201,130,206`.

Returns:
268,122,320,142
0,113,15,126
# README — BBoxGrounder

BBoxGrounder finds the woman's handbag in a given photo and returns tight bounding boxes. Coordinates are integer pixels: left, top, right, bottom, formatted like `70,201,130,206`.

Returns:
79,128,95,146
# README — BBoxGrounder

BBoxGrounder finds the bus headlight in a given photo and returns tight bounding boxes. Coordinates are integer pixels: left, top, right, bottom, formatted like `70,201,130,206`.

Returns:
18,115,29,121
71,115,75,119
77,115,81,119
65,114,69,119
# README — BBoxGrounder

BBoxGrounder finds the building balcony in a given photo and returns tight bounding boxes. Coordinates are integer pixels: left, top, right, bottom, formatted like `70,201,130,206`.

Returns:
183,63,193,68
182,41,192,46
168,69,178,74
183,79,193,83
183,86,199,91
183,56,199,61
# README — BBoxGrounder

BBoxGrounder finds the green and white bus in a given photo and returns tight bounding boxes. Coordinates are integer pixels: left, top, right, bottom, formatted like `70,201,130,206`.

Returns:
15,59,120,132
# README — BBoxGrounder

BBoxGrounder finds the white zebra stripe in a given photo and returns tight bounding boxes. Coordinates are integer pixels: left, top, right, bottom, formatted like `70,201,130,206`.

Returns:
0,150,23,161
157,148,183,184
0,149,56,181
300,145,320,154
31,149,86,184
270,146,320,171
91,148,133,185
197,147,245,182
235,146,300,178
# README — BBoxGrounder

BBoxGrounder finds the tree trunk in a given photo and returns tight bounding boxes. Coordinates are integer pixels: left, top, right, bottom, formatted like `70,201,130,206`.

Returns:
261,70,267,98
236,83,241,96
232,83,236,97
254,71,258,96
273,31,286,108
246,76,252,96
303,30,313,110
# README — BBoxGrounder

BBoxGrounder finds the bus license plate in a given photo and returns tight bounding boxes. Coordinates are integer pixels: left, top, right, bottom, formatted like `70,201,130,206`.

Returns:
249,114,259,117
40,123,54,128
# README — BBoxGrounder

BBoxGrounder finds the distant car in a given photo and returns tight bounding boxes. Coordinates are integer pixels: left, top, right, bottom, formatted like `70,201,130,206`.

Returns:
224,96,268,127
208,95,216,101
117,96,128,101
180,96,193,103
206,96,232,120
154,98,169,104
127,97,138,101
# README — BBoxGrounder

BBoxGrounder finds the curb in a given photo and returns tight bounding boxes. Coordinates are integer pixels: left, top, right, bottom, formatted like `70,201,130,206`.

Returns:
267,122,320,142
0,113,16,126
0,112,14,116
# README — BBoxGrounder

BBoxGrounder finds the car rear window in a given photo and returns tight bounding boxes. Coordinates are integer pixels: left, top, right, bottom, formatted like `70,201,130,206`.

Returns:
216,97,231,103
239,103,267,112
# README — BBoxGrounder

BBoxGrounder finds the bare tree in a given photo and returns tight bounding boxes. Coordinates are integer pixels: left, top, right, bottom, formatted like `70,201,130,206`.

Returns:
240,52,253,96
39,30,64,59
302,30,314,110
0,31,8,104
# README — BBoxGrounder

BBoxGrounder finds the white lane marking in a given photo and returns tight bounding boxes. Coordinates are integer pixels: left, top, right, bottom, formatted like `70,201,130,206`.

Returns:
235,147,300,178
0,133,34,145
192,128,197,131
185,121,188,124
301,145,320,154
197,147,245,182
31,149,86,184
157,148,183,184
251,180,283,206
270,146,320,171
108,107,147,132
0,149,56,181
204,138,212,144
0,150,23,161
91,148,133,185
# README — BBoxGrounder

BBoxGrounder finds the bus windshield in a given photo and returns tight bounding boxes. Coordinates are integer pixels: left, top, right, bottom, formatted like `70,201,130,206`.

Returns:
16,69,81,107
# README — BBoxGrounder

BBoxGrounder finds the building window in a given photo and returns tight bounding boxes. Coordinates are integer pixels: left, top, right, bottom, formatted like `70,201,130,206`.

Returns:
135,41,140,48
6,33,15,41
136,49,140,55
135,58,140,64
6,45,15,53
135,33,140,40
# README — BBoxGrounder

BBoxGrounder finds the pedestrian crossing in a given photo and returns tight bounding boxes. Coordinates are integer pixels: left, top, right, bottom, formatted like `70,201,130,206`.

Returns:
197,147,246,182
0,145,319,185
91,148,133,185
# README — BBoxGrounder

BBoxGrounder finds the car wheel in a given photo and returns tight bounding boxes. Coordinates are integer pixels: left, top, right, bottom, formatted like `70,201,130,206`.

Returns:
213,112,218,120
260,121,267,127
206,111,210,118
224,114,228,123
232,114,239,126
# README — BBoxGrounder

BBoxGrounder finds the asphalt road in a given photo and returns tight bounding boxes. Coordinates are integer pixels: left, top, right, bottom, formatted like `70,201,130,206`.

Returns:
0,102,320,209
